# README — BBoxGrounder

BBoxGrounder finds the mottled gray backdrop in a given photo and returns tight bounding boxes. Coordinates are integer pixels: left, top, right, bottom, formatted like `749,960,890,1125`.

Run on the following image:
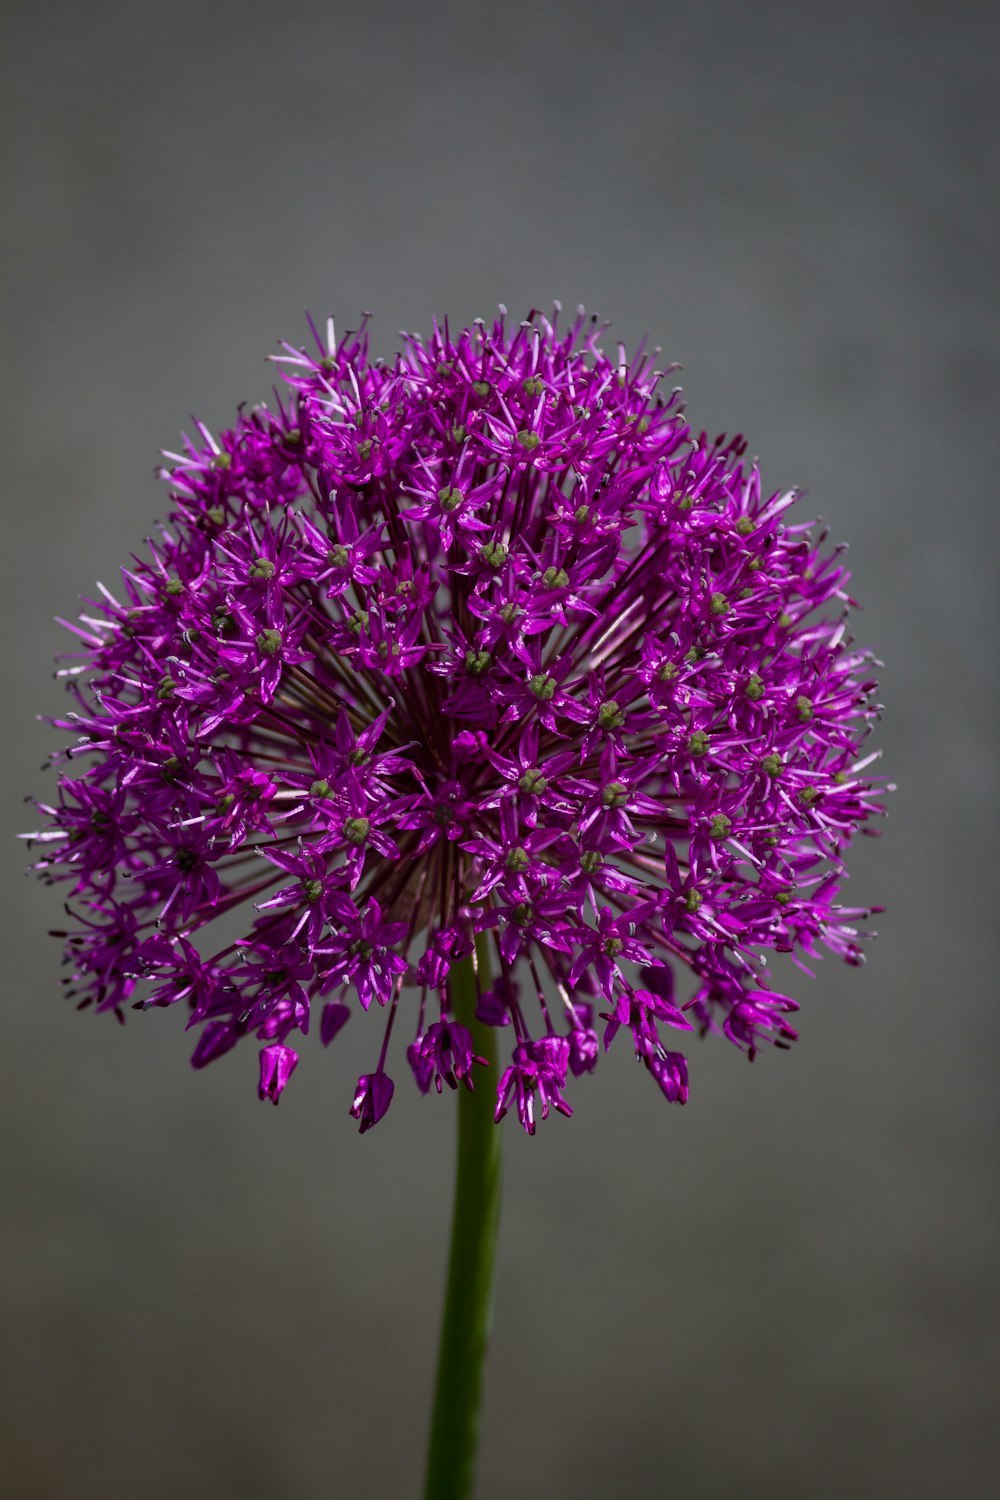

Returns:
2,1,997,1496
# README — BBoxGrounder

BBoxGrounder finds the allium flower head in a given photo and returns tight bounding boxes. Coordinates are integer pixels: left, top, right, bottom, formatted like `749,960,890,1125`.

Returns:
27,307,885,1134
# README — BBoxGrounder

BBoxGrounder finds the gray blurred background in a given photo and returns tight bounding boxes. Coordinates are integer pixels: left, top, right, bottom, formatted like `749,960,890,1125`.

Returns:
2,1,997,1496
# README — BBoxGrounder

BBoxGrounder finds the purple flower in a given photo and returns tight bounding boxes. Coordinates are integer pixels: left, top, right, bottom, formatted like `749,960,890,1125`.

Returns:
407,1040,437,1094
411,1020,484,1093
27,307,886,1133
313,898,409,1011
649,1051,689,1105
566,1002,600,1077
258,1043,298,1105
320,1001,351,1046
475,974,517,1028
350,1071,395,1133
495,1036,573,1135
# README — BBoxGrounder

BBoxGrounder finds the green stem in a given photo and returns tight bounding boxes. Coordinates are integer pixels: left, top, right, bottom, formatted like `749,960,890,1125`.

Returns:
423,942,502,1500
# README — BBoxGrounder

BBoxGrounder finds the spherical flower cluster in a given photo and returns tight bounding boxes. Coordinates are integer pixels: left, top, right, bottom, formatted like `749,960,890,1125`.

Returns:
27,307,884,1134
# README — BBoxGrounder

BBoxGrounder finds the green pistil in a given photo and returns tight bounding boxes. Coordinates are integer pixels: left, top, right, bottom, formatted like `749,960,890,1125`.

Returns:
210,452,231,470
775,890,793,906
504,847,530,873
309,779,332,799
516,430,540,451
160,756,182,784
357,438,373,460
657,661,679,682
684,889,703,913
439,486,464,512
348,609,369,635
798,786,821,804
511,902,533,925
540,566,569,589
301,879,323,904
156,675,176,700
256,629,282,657
687,730,710,757
580,851,604,874
518,768,548,794
710,592,730,616
479,541,507,568
678,493,696,510
248,558,276,581
778,612,793,628
499,602,522,624
795,695,814,722
598,699,625,729
212,606,235,637
89,809,111,830
574,505,591,525
760,753,782,778
744,674,765,701
472,380,491,398
216,793,235,814
284,427,302,446
528,674,556,702
523,376,544,396
709,814,731,839
206,505,226,527
176,848,198,873
603,937,623,958
833,770,849,784
601,780,629,808
165,579,184,596
327,544,351,569
735,516,755,536
685,644,705,664
348,748,371,768
738,587,755,599
451,423,467,444
342,816,370,846
436,362,453,377
465,649,491,677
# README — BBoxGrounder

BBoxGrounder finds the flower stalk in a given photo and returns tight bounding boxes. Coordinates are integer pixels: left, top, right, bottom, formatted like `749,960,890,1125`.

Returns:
424,943,501,1500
